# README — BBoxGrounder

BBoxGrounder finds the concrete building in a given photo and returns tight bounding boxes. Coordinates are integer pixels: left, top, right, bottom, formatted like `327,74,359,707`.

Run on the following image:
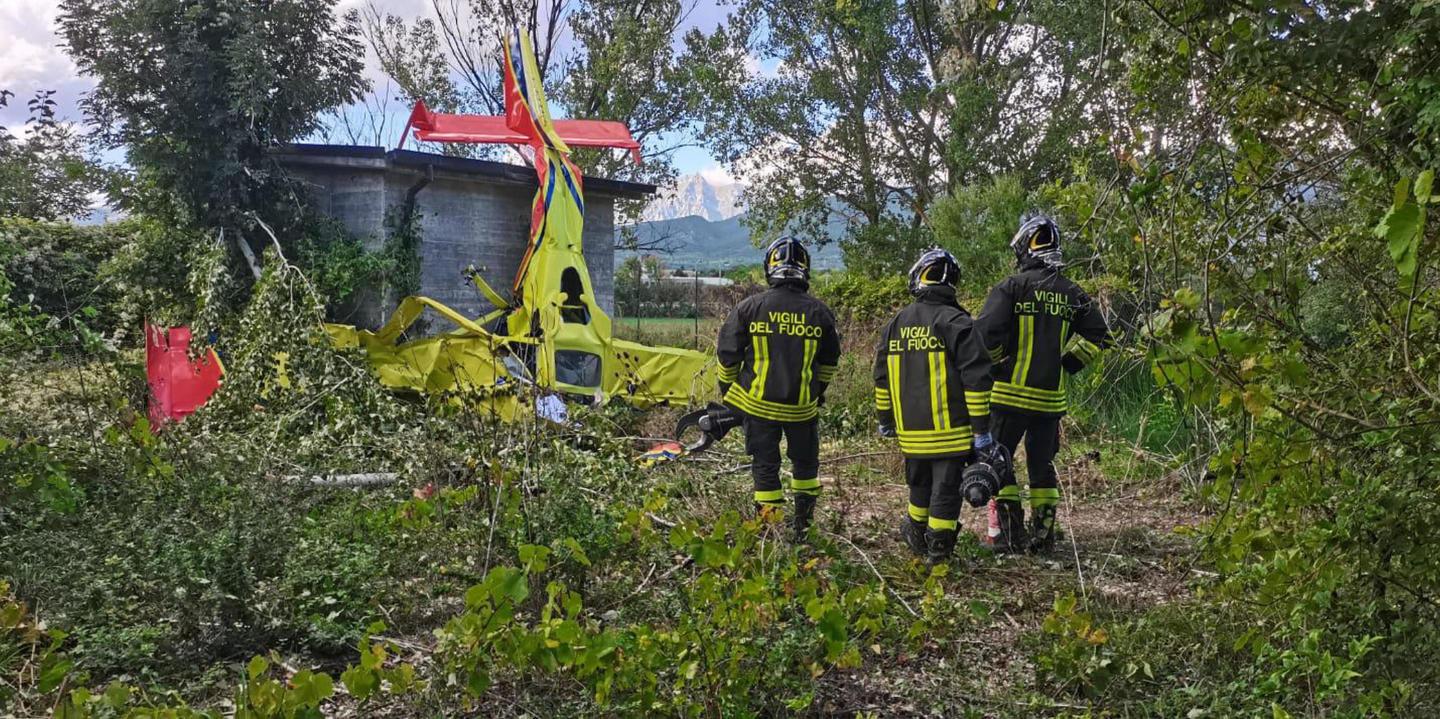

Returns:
274,144,654,329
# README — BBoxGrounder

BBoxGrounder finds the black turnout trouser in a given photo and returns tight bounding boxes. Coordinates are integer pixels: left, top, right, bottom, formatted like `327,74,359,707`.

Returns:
991,409,1061,510
743,416,820,508
904,456,966,534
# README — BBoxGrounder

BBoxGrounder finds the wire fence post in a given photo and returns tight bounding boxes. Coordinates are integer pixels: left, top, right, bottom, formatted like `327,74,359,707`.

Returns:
693,267,699,349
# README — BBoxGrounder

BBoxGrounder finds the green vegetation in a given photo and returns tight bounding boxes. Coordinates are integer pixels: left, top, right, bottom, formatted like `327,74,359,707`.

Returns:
4,0,1440,716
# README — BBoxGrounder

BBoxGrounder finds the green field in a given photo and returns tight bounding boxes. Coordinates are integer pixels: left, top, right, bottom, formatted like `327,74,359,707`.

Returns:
612,316,723,350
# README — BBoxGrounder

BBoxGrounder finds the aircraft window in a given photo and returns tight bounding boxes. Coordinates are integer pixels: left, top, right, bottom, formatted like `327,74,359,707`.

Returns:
554,350,601,388
559,268,590,324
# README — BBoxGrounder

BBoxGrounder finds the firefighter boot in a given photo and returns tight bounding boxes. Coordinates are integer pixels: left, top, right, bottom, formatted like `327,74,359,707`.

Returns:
791,493,817,541
1028,505,1059,554
925,528,958,565
899,517,927,557
987,499,1028,555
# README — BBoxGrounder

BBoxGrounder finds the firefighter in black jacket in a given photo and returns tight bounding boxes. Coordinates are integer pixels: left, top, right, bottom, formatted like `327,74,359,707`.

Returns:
716,237,841,538
978,213,1109,552
874,248,997,562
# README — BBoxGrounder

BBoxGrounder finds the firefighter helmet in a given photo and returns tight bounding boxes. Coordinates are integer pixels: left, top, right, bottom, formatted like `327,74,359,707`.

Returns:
907,247,961,295
763,237,811,286
1010,212,1063,268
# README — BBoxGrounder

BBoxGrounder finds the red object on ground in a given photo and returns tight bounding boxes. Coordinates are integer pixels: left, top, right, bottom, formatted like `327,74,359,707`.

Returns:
986,499,1001,545
145,324,223,426
398,100,643,163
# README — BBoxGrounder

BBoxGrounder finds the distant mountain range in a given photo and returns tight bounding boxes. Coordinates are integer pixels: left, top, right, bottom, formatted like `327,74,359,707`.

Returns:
642,173,744,223
619,173,845,271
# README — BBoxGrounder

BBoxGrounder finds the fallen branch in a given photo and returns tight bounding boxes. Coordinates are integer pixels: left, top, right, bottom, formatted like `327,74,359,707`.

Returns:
285,473,399,487
824,530,918,618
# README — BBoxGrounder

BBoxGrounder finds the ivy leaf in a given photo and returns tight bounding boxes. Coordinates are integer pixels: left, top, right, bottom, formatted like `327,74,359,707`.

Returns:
1375,202,1422,280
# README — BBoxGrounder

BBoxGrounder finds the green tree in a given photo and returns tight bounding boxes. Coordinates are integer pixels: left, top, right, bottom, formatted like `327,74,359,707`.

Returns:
1055,0,1440,708
925,174,1032,298
58,0,369,235
0,90,103,221
702,0,1108,272
362,0,752,224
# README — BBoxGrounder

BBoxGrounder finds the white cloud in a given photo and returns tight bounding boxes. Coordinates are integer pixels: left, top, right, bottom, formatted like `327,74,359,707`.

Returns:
0,0,79,91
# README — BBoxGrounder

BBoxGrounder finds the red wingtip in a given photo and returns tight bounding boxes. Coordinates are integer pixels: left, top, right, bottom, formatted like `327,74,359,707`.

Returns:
399,100,435,149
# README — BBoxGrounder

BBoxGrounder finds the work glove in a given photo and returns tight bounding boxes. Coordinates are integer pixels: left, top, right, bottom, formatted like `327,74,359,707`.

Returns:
877,422,897,438
973,432,1001,467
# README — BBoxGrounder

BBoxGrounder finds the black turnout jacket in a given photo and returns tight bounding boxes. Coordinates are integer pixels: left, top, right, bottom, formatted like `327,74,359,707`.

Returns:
716,283,841,423
873,286,993,458
977,263,1110,417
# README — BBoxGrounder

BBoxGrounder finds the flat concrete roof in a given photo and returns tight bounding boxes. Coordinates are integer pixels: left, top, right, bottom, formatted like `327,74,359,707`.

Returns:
274,143,656,200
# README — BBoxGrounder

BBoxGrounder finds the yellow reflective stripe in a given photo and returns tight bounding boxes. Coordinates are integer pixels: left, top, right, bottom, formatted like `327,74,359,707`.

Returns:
887,354,904,432
1064,335,1101,364
997,485,1021,501
964,390,990,418
754,489,784,503
987,344,1005,362
935,351,951,430
798,338,817,406
1012,315,1034,385
926,351,944,430
927,516,958,531
1030,487,1060,506
908,503,929,521
750,336,769,398
791,477,821,495
992,381,1066,400
717,363,740,382
991,384,1068,413
874,386,892,410
815,364,837,382
724,385,819,422
897,426,976,438
897,428,974,455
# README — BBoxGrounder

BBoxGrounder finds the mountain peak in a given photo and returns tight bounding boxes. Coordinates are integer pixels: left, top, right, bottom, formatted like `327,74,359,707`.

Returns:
643,173,745,223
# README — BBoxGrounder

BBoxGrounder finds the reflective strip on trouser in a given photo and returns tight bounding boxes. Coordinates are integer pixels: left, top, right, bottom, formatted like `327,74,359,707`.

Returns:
754,488,784,506
745,416,819,504
991,408,1061,500
791,476,821,497
1030,487,1060,507
906,457,962,534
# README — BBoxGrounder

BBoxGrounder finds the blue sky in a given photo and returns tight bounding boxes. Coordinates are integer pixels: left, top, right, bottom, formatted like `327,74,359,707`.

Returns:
0,0,735,180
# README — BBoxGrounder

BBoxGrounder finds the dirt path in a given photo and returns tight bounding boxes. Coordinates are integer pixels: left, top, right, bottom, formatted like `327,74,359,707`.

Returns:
792,438,1209,716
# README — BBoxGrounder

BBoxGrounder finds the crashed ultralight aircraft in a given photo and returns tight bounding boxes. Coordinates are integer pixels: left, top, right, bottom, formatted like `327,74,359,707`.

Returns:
323,30,716,415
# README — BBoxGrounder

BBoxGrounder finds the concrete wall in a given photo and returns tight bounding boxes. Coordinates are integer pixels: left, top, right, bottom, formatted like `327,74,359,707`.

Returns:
278,148,630,331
